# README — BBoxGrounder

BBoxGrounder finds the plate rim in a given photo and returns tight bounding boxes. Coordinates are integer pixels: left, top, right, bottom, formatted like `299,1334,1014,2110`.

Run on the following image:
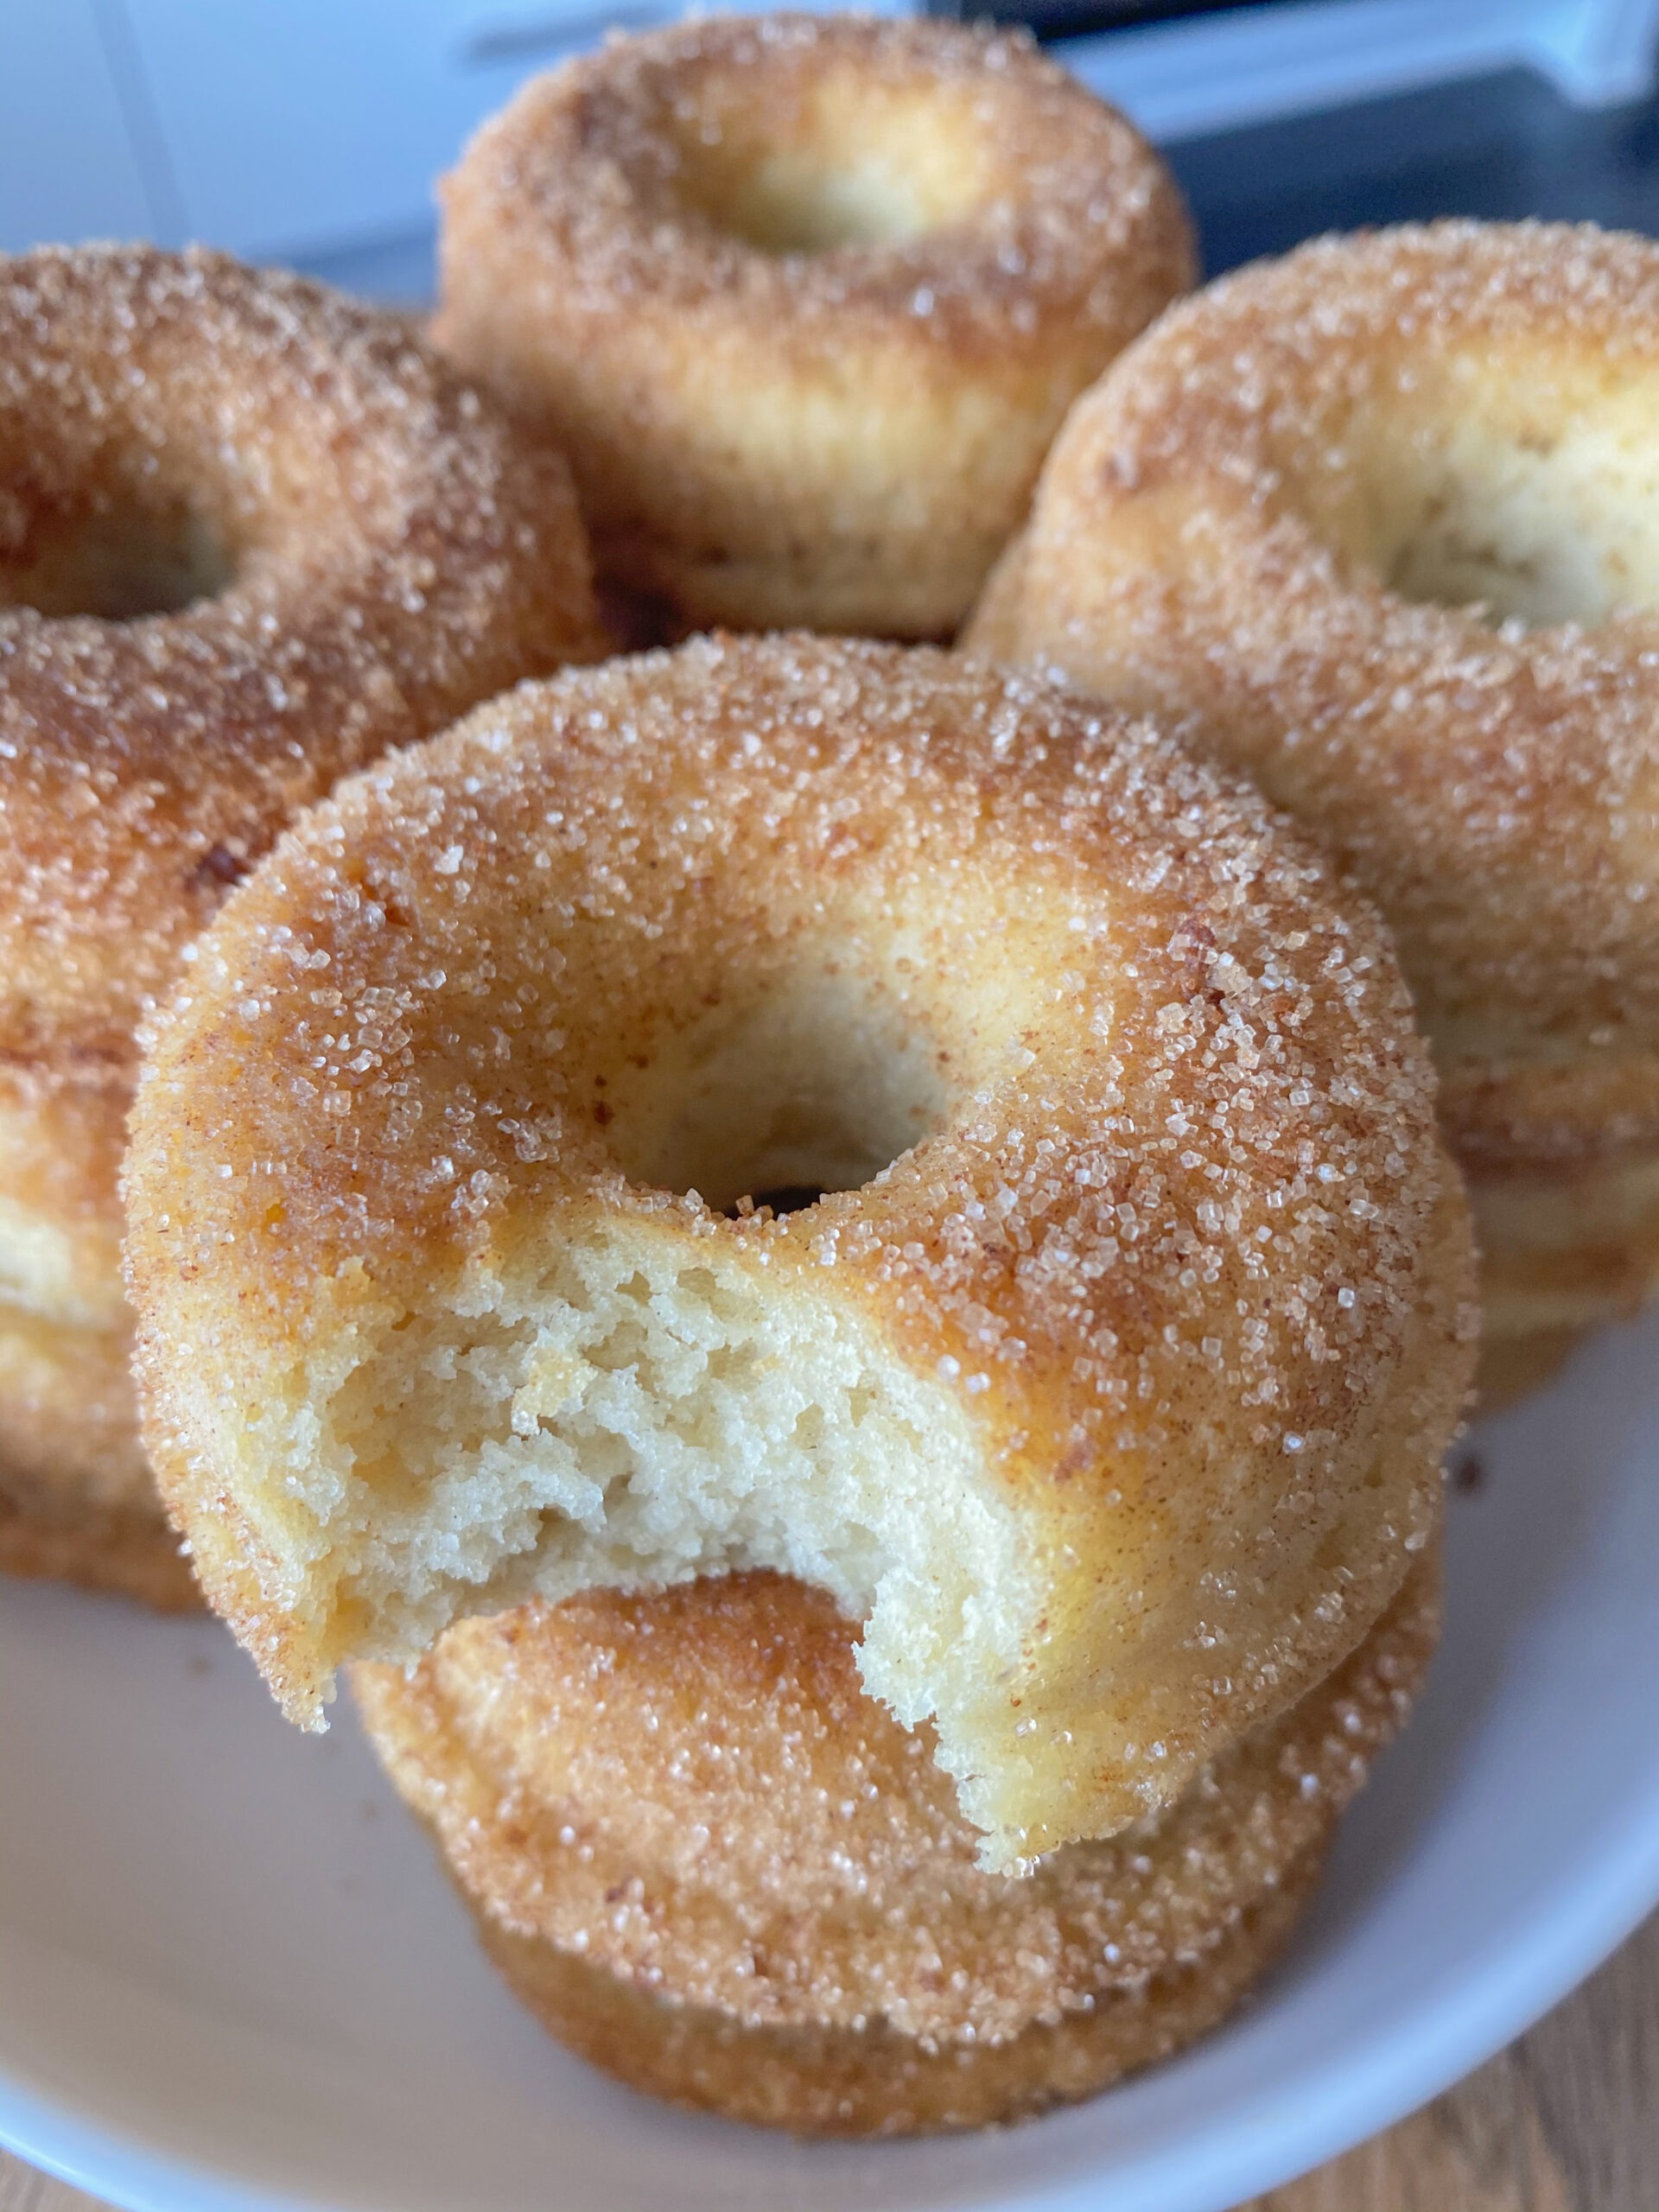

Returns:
3,1726,1658,2212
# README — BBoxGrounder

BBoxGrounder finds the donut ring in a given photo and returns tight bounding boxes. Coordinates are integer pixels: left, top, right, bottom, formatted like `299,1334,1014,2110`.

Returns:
353,1558,1438,2134
434,15,1193,638
966,219,1659,1399
0,244,602,1065
125,635,1473,1868
0,243,603,1595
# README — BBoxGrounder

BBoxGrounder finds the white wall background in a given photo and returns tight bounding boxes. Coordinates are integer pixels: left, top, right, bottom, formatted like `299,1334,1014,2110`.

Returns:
5,0,1658,288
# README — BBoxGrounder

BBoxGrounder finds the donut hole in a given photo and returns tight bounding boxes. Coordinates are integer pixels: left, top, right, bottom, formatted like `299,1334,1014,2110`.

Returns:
613,982,948,1216
0,485,235,620
1337,383,1659,627
664,83,992,255
732,1185,823,1219
699,153,929,255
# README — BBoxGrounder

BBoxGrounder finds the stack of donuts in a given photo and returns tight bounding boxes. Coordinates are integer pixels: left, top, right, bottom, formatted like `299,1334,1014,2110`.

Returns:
14,2,1654,2139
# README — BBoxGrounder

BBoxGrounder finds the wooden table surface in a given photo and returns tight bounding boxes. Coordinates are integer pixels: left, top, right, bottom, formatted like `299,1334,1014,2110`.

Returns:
3,1911,1654,2212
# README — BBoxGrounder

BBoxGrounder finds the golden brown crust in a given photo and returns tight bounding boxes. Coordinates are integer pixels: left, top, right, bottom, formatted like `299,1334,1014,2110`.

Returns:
354,1558,1436,2133
965,220,1659,1370
129,634,1474,1861
435,14,1193,634
0,243,605,1067
471,1858,1319,2134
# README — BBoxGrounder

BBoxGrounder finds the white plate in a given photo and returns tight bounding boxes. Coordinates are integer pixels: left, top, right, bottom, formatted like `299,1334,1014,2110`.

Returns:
3,1310,1659,2212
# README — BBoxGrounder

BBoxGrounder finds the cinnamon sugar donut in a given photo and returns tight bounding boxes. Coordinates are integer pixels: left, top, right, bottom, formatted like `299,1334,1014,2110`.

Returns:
967,220,1659,1402
126,635,1473,1867
353,1559,1439,2134
434,14,1193,638
0,242,603,1598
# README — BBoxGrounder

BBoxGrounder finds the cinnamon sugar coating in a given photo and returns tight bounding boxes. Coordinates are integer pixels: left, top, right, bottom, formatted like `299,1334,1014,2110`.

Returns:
967,220,1659,1384
127,636,1472,1863
473,1871,1313,2135
0,243,604,1067
435,14,1193,636
354,1558,1437,2133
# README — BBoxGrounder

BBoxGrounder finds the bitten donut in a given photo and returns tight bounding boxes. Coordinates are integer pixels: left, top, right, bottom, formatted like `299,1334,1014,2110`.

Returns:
353,1560,1438,2134
968,220,1659,1402
434,14,1194,638
0,242,603,1600
125,636,1474,1868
